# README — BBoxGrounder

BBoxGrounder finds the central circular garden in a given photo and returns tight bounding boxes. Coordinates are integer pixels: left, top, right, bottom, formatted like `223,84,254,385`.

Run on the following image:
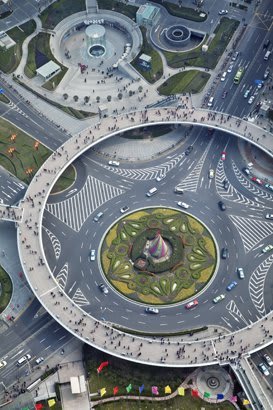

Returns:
101,208,217,305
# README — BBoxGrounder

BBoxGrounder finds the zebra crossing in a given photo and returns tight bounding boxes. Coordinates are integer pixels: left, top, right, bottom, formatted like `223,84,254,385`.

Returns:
55,262,68,290
249,255,273,316
229,215,273,253
232,161,273,201
46,175,125,231
100,153,185,181
175,137,215,192
43,227,61,260
7,101,29,118
72,288,90,306
226,300,249,326
216,161,267,208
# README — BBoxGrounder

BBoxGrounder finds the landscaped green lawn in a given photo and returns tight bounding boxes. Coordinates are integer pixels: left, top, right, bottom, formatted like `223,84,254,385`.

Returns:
131,28,163,84
0,265,12,313
163,18,239,69
158,70,210,95
0,20,36,73
0,117,75,191
152,0,207,22
98,0,138,21
40,0,85,29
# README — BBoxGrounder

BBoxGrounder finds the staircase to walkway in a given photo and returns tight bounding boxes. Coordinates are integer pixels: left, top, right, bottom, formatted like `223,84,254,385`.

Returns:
85,0,98,14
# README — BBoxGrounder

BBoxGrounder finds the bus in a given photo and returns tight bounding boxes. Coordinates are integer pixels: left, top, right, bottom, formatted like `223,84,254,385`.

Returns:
234,67,244,84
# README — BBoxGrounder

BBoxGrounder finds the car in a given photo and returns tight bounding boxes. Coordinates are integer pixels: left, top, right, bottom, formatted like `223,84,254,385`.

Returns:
208,169,214,179
232,51,239,61
145,307,159,314
0,360,7,369
185,145,193,155
265,214,273,220
264,39,270,49
227,64,233,73
90,250,96,261
264,354,273,367
93,212,104,222
218,201,226,211
120,205,130,214
108,160,120,167
221,151,226,161
222,90,228,99
213,294,225,304
185,299,199,309
156,174,166,182
35,357,44,365
98,283,109,294
221,247,229,259
248,96,255,104
226,281,238,291
223,179,229,190
264,68,270,80
265,183,273,192
237,267,245,279
219,10,228,15
257,81,264,89
262,245,273,254
258,362,270,376
244,89,250,99
251,177,264,185
177,201,189,209
242,167,251,175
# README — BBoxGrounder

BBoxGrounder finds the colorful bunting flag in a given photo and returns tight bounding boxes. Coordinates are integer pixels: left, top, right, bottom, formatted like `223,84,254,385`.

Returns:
113,386,119,396
97,361,109,373
165,385,172,394
204,391,211,398
35,404,43,410
139,384,145,394
243,399,250,405
126,383,132,393
231,396,237,402
178,387,185,396
100,387,107,397
217,393,224,400
152,386,159,395
48,399,56,407
191,389,199,397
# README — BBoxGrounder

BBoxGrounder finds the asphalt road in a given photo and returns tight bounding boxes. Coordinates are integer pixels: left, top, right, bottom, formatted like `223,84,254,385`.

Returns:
42,126,273,334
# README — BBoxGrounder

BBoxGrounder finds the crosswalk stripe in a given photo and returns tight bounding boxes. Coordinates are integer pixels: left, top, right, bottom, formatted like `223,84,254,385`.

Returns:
249,255,273,316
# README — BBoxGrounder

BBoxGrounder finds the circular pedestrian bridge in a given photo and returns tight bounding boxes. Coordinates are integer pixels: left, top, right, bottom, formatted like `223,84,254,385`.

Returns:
17,107,273,367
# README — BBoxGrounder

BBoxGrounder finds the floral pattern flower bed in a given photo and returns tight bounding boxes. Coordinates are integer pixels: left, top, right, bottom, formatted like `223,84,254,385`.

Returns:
101,208,216,305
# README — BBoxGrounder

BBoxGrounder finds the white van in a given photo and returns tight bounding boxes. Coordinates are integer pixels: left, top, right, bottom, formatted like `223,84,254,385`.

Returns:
264,51,271,61
174,186,184,194
146,187,158,197
221,72,227,81
207,97,214,107
17,354,31,366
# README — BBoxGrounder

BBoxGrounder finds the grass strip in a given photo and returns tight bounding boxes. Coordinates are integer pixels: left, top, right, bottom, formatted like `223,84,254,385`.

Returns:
158,70,210,95
0,265,12,312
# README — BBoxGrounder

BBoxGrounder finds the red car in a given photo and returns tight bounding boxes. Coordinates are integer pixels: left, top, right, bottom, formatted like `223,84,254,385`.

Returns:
221,151,226,161
251,177,264,185
185,299,199,309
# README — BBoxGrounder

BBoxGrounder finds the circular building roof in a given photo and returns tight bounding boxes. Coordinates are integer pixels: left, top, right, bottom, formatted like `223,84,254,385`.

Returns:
85,24,106,39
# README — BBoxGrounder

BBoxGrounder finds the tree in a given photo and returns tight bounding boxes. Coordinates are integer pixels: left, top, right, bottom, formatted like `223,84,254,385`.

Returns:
63,93,68,100
118,93,123,100
96,96,100,103
138,86,143,93
107,95,112,102
73,95,79,102
84,96,90,104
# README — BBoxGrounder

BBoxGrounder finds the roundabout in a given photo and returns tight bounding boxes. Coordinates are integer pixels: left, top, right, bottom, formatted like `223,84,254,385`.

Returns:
17,107,273,367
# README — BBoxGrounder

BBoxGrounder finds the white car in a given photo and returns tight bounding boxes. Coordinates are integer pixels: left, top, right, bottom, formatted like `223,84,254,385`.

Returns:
262,245,273,254
0,360,7,369
156,174,166,182
145,307,159,314
265,214,273,220
90,250,96,261
213,294,225,304
120,205,130,214
208,169,215,179
248,95,255,104
219,10,228,15
177,201,189,209
227,64,233,73
35,357,44,365
98,283,109,294
264,354,273,367
244,89,250,99
108,160,120,167
258,362,270,376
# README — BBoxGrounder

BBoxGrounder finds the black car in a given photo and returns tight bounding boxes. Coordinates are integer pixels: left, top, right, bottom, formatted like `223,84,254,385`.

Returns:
221,247,229,259
264,39,270,49
223,179,228,190
185,146,193,155
218,201,226,211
